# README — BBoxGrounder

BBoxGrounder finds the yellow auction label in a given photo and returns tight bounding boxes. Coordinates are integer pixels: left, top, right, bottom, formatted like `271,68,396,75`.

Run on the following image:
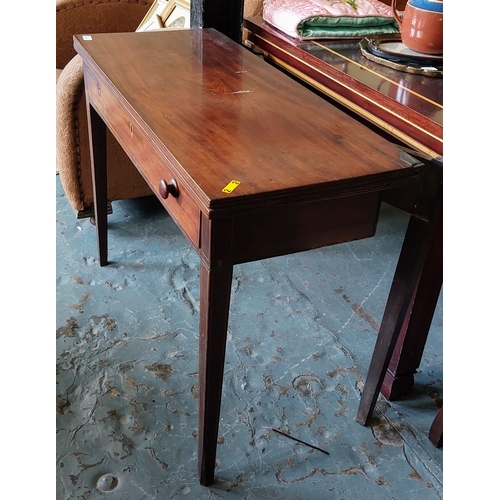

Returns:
222,180,241,193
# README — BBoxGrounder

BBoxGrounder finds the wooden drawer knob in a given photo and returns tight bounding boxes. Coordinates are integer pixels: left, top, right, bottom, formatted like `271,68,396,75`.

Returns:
159,179,179,199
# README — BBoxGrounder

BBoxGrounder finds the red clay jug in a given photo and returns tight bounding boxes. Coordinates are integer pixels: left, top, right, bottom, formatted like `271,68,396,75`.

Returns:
392,0,443,55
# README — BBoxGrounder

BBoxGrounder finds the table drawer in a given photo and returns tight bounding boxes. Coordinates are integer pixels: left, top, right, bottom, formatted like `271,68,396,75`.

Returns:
85,67,201,248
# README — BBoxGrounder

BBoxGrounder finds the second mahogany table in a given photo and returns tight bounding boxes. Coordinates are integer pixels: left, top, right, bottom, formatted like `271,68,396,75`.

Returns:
243,17,443,431
243,16,443,159
75,28,426,485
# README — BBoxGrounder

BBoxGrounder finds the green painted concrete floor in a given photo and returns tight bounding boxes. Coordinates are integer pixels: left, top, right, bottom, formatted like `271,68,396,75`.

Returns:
56,173,443,499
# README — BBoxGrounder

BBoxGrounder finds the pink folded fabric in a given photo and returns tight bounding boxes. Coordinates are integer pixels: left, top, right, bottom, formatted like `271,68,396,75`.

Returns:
263,0,399,40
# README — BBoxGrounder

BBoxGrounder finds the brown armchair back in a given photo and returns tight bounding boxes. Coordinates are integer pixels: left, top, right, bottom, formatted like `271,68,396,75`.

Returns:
57,0,155,69
56,0,155,217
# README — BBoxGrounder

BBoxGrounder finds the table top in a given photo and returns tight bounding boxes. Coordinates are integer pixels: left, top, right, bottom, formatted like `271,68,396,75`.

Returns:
75,29,423,215
243,17,443,158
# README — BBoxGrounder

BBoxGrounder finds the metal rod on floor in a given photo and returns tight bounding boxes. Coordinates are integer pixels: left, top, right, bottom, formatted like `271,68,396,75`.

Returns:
272,428,330,455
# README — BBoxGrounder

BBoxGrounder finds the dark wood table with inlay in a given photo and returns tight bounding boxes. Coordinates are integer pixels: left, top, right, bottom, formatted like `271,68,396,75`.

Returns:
243,17,443,435
74,28,433,485
243,16,443,159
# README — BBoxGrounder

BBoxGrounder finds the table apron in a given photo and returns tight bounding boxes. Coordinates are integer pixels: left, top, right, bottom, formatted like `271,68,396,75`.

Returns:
199,191,381,266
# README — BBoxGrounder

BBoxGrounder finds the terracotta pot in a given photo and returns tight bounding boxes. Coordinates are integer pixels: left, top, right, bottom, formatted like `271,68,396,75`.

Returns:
392,0,443,55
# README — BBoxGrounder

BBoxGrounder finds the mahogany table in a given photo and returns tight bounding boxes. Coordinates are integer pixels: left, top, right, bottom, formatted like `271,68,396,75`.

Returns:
75,28,429,485
243,17,443,159
243,18,443,428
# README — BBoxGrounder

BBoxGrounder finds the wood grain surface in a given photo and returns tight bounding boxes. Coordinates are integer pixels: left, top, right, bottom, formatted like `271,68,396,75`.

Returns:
75,29,422,215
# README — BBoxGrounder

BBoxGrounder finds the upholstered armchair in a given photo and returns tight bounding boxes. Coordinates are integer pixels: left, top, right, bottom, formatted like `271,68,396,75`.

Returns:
56,0,155,218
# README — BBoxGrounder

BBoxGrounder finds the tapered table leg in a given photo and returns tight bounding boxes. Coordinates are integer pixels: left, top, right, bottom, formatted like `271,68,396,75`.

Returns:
198,260,233,486
355,190,442,426
87,103,108,266
381,219,443,400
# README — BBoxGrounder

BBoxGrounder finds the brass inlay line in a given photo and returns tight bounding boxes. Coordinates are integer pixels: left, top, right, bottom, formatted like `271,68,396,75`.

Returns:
312,41,443,109
252,33,442,148
264,52,440,159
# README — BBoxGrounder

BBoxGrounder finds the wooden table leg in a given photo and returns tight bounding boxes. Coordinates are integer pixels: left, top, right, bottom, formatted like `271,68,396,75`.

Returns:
198,260,233,486
428,406,443,447
382,218,443,400
355,189,442,426
87,103,108,267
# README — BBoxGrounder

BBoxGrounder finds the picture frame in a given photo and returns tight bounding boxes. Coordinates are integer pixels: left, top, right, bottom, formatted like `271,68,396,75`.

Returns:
136,0,169,32
136,0,190,32
163,0,190,30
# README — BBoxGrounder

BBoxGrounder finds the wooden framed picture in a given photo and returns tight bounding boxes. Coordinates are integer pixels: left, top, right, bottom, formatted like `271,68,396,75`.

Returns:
136,0,190,32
